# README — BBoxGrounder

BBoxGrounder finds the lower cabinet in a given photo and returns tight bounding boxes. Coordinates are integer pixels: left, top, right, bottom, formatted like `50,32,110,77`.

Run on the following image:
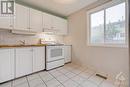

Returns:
0,46,45,83
0,49,15,83
64,45,72,63
15,48,33,78
33,47,45,72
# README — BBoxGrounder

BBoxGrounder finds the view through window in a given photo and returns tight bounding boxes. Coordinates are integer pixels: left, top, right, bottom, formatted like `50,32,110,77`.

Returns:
90,2,126,45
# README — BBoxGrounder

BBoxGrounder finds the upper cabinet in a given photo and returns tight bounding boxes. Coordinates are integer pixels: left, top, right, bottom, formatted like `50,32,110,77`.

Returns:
52,16,68,35
14,4,43,33
42,13,53,32
30,8,43,32
14,4,30,31
0,15,13,30
43,13,68,35
0,3,68,35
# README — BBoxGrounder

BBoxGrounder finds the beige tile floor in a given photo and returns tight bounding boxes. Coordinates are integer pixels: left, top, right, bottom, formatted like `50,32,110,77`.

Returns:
0,63,116,87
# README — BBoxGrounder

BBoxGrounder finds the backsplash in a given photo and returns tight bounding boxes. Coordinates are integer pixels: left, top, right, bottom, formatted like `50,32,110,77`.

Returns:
0,30,64,45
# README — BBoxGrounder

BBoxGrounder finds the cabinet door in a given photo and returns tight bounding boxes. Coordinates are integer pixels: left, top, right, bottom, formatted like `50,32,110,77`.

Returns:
0,49,14,83
60,19,68,35
14,4,30,31
30,8,43,32
42,13,53,32
52,16,60,31
64,46,71,63
53,16,68,35
0,16,13,29
33,47,45,72
15,48,33,78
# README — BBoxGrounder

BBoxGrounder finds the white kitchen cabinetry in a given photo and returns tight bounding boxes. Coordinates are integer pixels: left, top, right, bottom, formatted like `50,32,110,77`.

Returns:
42,13,53,32
30,9,43,32
14,4,43,33
0,46,46,83
0,16,13,30
0,49,14,83
14,4,30,31
52,16,68,35
15,48,33,78
64,45,72,63
59,19,68,35
42,13,68,35
33,47,45,72
0,3,68,35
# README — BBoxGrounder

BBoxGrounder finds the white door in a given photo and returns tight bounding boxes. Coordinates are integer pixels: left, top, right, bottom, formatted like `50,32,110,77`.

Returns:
33,47,45,72
42,13,53,32
64,46,71,63
15,48,33,78
14,4,30,31
0,16,13,30
0,49,14,83
30,8,43,32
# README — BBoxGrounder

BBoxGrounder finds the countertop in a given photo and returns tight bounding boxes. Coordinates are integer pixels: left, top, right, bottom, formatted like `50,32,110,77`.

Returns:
0,44,72,48
0,44,46,48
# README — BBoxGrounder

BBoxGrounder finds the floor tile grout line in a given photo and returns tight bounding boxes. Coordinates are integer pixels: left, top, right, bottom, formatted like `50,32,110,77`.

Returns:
38,73,50,87
58,66,90,80
49,70,64,78
26,74,48,87
56,65,101,87
38,73,48,87
58,65,91,77
87,74,104,86
88,72,107,86
54,65,91,86
61,65,87,87
70,72,99,87
52,70,72,84
26,77,31,87
11,81,13,87
39,71,54,82
98,79,105,86
56,65,90,82
0,64,110,87
31,67,102,87
48,65,85,86
57,67,81,77
48,71,66,87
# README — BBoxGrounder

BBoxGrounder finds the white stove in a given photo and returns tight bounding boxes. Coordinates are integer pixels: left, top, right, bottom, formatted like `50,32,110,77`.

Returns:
46,45,65,70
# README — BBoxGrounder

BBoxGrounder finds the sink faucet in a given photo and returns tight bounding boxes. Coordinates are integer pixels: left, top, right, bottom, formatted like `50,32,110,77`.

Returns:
19,40,26,45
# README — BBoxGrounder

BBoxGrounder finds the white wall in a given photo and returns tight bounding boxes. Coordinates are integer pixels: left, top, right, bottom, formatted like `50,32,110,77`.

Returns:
64,0,129,85
0,30,64,45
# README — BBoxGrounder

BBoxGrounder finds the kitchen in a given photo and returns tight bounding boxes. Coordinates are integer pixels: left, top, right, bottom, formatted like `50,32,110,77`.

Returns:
0,0,129,87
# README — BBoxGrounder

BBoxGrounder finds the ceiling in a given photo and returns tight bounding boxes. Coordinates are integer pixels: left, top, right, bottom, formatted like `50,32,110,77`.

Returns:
16,0,98,17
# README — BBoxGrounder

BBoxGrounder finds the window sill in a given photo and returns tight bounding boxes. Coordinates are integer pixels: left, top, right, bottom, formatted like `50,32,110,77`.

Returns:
87,43,128,48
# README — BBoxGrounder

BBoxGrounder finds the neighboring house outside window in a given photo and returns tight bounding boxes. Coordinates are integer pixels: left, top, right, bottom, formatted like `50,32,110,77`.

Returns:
87,0,128,47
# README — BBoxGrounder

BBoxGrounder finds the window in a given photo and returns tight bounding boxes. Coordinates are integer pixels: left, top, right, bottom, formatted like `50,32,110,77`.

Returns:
87,1,127,47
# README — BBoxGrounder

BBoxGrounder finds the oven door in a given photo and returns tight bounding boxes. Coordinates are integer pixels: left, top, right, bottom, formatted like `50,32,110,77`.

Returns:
46,46,64,62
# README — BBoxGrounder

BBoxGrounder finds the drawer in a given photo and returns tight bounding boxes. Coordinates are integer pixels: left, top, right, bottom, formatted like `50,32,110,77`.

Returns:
46,59,64,70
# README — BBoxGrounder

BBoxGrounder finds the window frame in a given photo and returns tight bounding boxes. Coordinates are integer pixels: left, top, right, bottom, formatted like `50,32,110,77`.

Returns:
87,0,128,48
